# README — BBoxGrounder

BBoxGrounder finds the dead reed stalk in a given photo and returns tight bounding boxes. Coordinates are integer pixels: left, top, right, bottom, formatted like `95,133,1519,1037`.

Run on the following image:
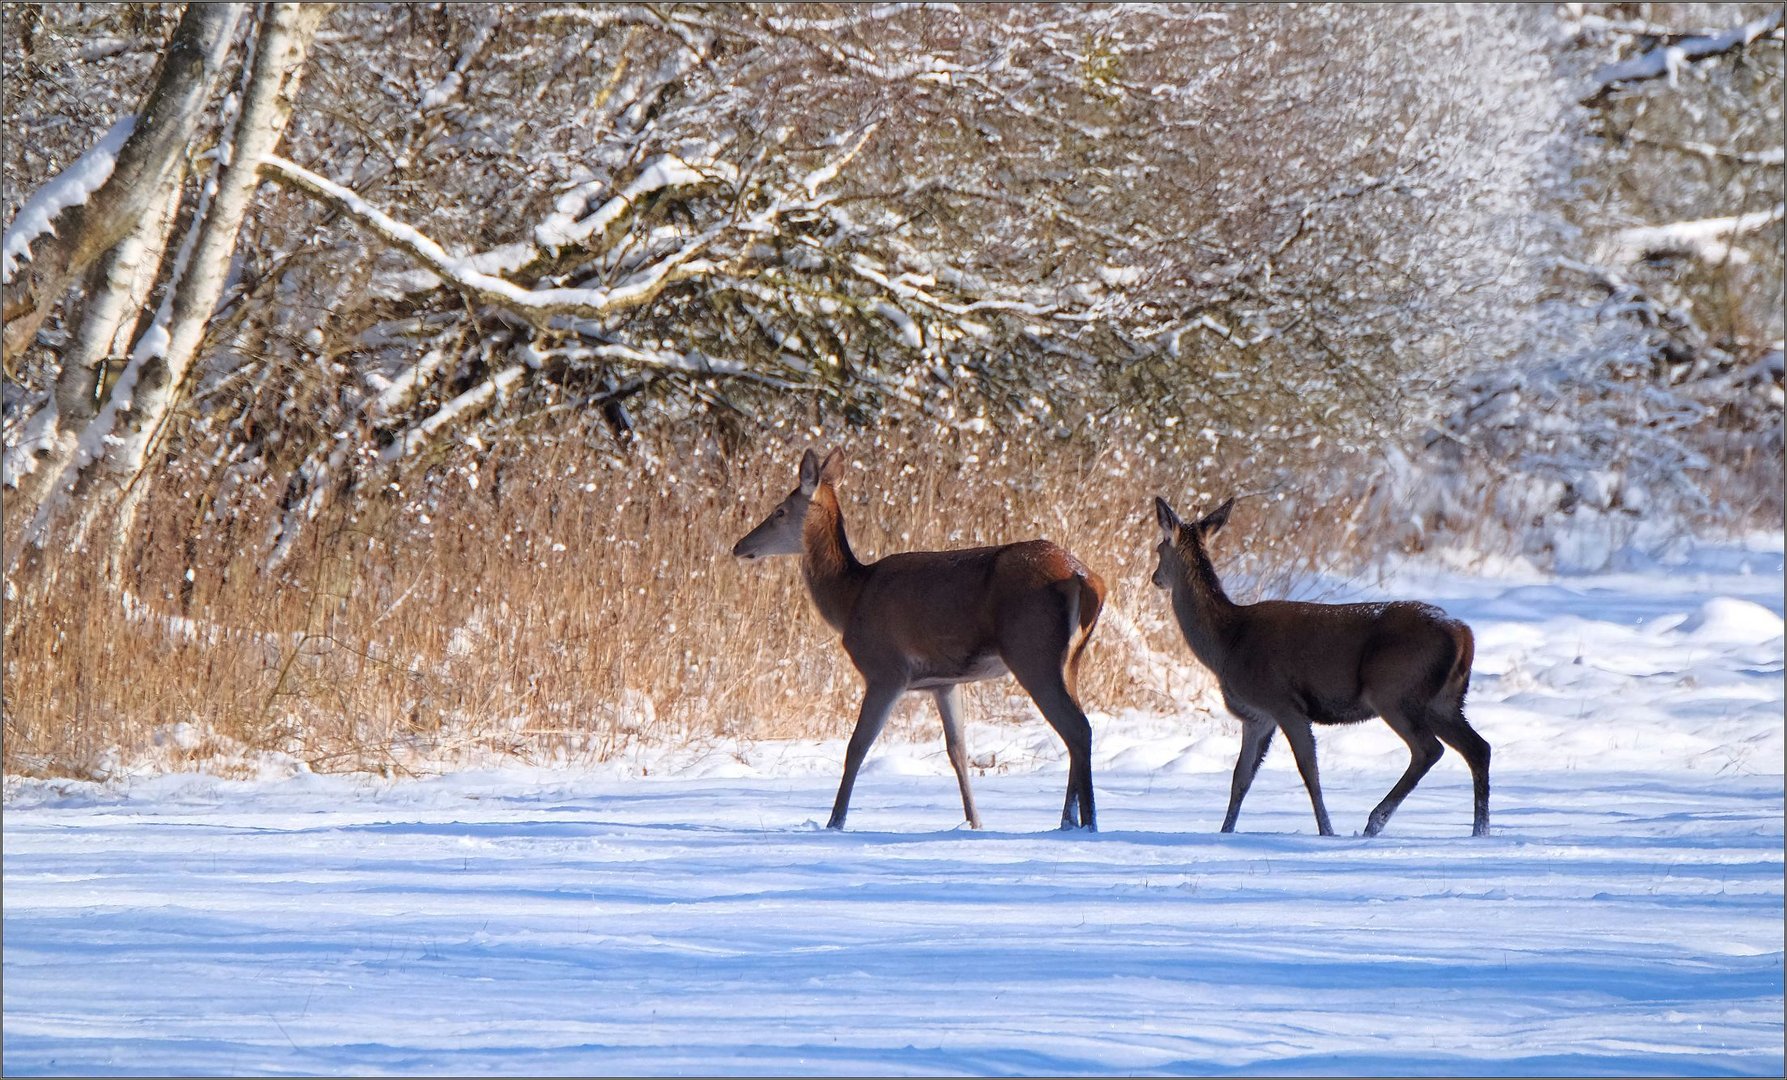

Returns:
2,417,1763,780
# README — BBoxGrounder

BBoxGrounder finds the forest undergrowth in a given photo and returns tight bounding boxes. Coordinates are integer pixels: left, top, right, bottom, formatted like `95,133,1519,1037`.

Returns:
2,3,1780,782
4,413,1767,783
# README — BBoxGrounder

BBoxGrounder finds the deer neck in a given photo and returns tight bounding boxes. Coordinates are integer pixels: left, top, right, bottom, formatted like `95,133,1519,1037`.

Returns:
801,485,867,633
1172,543,1239,667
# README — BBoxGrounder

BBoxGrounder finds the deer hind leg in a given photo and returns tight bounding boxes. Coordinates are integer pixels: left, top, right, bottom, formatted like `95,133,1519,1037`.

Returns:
1364,704,1444,837
999,597,1096,831
1428,706,1491,837
1221,716,1275,833
1018,671,1094,831
1278,713,1335,836
827,680,903,831
933,686,983,830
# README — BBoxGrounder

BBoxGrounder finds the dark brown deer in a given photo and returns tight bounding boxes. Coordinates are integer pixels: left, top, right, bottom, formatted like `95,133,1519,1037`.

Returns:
1151,496,1489,837
733,448,1106,831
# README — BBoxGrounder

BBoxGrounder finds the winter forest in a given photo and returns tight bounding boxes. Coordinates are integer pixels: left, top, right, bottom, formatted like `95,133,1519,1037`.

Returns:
3,3,1784,1076
1,1,1780,774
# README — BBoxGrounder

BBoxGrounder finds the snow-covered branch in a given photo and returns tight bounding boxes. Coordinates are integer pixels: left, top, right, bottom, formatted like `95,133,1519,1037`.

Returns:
263,154,726,323
1,117,135,284
535,153,724,251
1611,203,1785,266
1626,132,1786,167
2,3,245,358
1592,8,1784,93
380,364,527,464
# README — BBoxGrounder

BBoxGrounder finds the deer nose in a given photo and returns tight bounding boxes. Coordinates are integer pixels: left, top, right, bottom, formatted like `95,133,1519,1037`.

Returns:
731,540,755,558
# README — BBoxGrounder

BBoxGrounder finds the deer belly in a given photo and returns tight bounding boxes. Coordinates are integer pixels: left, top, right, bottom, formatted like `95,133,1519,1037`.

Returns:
1304,691,1376,726
909,650,1008,689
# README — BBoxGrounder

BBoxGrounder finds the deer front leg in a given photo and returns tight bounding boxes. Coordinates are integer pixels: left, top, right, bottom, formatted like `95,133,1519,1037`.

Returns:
1278,714,1335,836
933,686,983,830
827,680,903,830
1221,717,1275,833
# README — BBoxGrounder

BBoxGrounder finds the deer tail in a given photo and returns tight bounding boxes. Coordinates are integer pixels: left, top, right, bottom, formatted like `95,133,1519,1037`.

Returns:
1064,569,1105,702
1444,619,1475,708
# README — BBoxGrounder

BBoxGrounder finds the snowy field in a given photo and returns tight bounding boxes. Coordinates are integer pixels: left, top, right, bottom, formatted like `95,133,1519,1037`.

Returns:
5,537,1783,1076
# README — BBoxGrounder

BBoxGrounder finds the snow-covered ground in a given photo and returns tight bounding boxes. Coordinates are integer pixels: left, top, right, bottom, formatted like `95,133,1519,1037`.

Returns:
5,536,1783,1076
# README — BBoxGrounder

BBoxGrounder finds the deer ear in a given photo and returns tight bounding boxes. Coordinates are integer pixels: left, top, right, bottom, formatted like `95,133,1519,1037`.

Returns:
818,448,847,487
1154,496,1182,538
798,449,822,495
1199,497,1235,536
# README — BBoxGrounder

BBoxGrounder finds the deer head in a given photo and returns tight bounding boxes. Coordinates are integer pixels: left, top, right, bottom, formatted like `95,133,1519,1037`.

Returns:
732,448,847,559
1151,495,1233,589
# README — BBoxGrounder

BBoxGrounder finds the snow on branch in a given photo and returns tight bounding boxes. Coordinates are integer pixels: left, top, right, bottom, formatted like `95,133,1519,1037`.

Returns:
540,337,807,392
535,152,725,251
380,363,527,464
801,124,878,198
418,9,496,110
263,118,889,328
763,5,936,35
3,400,60,489
844,255,1056,320
1612,203,1785,266
1627,133,1786,167
261,153,721,324
2,117,135,283
1593,8,1784,93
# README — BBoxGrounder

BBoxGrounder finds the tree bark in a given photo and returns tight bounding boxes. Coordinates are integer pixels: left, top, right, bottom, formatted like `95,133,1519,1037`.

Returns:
4,176,185,533
2,3,244,359
97,3,332,580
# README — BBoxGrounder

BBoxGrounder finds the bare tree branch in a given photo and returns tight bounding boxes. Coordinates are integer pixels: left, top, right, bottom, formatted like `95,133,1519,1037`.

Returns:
1590,8,1784,98
260,153,726,324
1611,203,1786,265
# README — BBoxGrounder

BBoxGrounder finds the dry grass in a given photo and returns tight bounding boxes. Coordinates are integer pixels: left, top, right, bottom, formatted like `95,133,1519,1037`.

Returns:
2,417,1767,781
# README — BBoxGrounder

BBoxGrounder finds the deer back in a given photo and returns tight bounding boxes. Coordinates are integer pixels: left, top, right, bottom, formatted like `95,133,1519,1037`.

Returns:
844,540,1087,682
1223,600,1466,719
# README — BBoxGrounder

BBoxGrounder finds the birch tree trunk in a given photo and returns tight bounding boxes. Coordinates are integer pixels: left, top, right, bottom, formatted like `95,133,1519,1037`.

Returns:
1,3,243,359
90,2,332,581
4,176,185,536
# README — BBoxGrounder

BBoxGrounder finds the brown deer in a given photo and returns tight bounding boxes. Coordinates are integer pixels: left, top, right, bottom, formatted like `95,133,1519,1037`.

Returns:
1151,496,1489,837
733,448,1106,831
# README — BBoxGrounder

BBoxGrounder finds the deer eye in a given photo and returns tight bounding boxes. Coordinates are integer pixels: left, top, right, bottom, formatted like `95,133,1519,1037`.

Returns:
774,507,786,518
